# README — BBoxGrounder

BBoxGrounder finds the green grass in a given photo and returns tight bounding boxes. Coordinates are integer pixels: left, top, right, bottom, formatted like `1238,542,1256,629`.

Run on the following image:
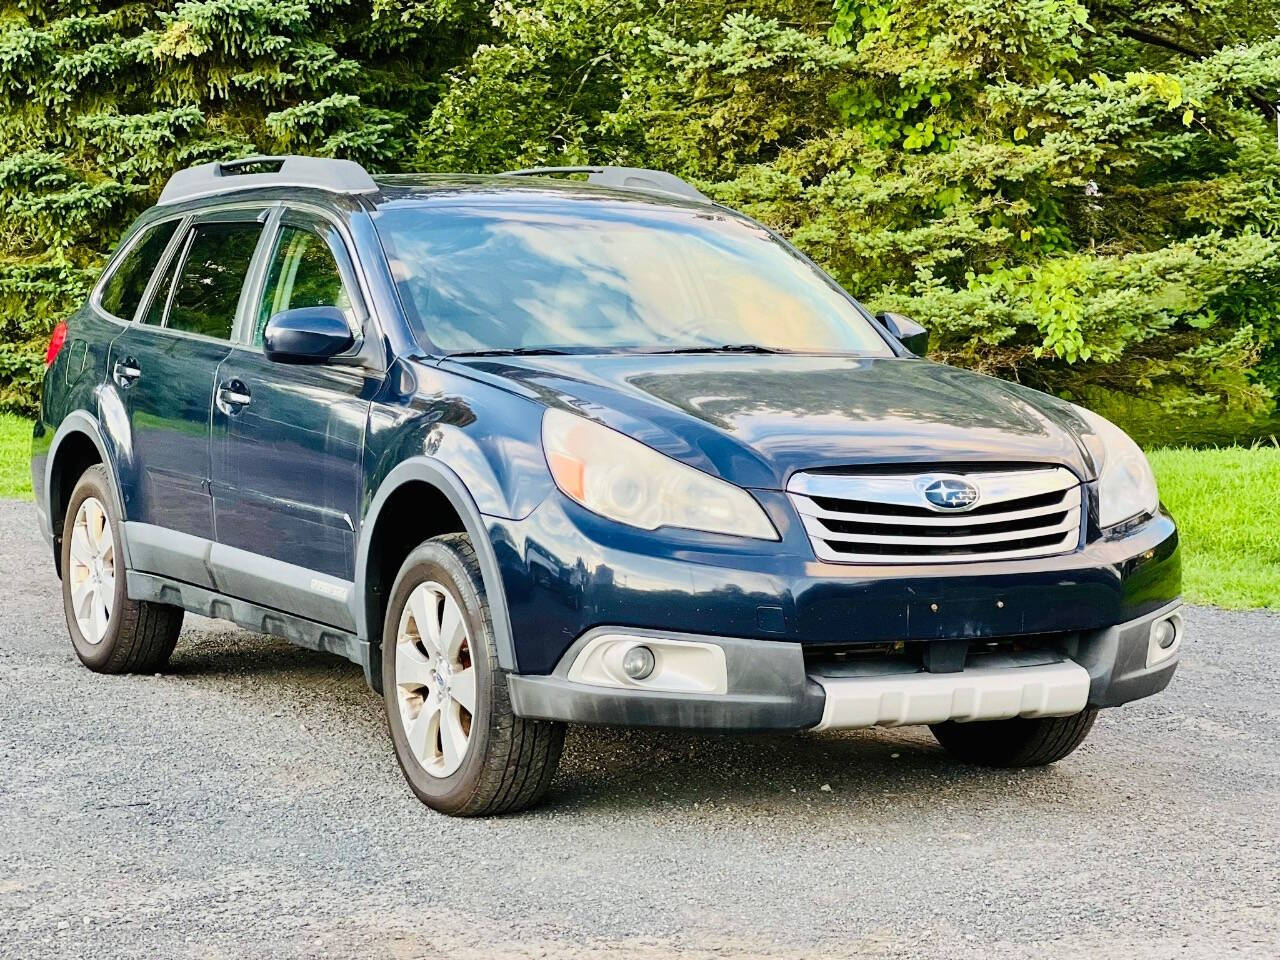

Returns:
1149,446,1280,610
1,414,1275,607
0,413,32,499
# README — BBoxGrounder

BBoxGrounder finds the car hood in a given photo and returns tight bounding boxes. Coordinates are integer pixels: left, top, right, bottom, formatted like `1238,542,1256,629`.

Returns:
440,354,1097,490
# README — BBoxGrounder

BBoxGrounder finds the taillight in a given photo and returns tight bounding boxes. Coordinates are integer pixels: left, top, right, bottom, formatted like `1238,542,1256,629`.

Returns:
45,321,68,366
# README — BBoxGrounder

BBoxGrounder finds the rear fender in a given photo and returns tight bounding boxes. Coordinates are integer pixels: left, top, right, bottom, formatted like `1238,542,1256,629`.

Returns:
42,409,132,569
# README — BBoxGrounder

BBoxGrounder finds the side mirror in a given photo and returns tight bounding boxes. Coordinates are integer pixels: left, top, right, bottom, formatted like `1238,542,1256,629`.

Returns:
875,311,929,356
263,306,355,364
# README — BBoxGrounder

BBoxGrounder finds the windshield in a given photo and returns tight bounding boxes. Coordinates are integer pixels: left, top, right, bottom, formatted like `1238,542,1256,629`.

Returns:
373,199,893,356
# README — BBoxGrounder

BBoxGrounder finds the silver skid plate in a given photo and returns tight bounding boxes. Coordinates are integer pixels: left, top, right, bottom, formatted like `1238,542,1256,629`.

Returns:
812,660,1090,730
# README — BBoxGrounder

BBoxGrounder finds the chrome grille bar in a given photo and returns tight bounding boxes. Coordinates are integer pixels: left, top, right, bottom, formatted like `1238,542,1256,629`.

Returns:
795,497,1072,527
799,513,1079,546
787,467,1083,564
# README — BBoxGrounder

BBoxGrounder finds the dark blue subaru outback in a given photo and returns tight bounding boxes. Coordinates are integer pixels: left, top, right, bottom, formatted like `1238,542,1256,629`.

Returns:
32,156,1182,816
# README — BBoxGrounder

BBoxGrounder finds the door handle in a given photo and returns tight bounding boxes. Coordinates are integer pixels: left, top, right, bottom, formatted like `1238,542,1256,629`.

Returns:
216,379,252,413
113,358,141,388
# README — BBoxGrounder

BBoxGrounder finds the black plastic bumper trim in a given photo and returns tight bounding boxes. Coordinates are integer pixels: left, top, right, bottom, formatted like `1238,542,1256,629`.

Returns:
507,602,1183,730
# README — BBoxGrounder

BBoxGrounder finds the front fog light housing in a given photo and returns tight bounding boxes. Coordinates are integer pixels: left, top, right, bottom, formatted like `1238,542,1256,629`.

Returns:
622,645,656,680
1146,612,1183,667
566,632,729,694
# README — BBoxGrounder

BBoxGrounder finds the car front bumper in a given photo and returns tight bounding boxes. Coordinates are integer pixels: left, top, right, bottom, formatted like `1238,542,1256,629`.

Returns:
507,599,1183,730
489,490,1182,677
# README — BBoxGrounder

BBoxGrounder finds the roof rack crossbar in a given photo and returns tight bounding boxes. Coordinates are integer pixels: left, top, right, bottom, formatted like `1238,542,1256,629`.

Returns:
499,166,711,204
157,155,378,206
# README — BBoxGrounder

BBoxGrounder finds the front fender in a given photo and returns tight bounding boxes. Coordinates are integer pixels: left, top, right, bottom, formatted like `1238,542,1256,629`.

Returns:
354,457,522,673
363,360,554,521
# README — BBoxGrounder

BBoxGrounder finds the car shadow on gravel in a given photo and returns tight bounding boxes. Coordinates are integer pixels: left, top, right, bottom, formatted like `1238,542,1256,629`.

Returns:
166,621,363,680
160,620,1075,816
541,723,1071,815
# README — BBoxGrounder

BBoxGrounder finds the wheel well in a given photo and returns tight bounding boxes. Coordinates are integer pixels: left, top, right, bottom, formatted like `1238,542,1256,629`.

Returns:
49,432,103,576
364,480,467,652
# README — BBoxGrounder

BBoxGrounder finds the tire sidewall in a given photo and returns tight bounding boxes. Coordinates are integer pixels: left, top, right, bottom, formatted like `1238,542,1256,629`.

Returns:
382,539,497,811
60,466,128,670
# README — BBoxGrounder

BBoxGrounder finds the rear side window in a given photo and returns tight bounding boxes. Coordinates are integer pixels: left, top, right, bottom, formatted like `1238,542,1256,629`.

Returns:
254,224,352,346
98,220,179,321
165,222,263,340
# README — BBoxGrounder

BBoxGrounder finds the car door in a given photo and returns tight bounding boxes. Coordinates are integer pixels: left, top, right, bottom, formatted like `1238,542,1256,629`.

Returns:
209,206,380,629
109,209,267,588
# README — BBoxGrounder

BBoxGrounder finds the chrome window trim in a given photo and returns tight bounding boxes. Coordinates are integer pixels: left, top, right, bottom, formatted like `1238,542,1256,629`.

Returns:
133,205,270,346
131,214,195,327
225,199,384,372
243,204,369,344
280,200,389,359
89,214,190,325
94,194,385,366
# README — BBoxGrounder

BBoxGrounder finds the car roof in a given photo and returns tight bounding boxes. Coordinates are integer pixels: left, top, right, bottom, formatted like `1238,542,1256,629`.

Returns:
151,157,716,218
367,173,718,213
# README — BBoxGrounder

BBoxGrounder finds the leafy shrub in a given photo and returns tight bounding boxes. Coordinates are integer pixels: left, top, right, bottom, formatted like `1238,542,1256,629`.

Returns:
3,0,1280,439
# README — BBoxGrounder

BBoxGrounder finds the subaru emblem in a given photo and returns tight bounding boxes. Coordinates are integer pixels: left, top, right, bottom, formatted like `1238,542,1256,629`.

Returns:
922,478,980,510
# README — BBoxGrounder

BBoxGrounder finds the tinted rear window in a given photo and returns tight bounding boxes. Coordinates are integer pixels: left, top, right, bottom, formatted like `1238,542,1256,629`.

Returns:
98,220,179,320
166,222,262,340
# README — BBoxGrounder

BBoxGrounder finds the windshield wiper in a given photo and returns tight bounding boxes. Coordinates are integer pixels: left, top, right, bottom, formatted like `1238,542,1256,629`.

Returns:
447,347,571,357
652,343,788,355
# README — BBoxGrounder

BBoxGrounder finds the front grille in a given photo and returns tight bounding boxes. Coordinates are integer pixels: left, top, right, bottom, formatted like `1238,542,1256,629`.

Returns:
788,466,1082,564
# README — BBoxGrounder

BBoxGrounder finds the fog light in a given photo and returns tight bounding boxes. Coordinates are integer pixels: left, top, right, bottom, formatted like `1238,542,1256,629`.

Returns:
1145,610,1182,668
622,645,656,680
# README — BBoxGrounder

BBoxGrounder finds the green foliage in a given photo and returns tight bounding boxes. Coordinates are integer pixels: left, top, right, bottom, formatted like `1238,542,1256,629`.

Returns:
4,0,1280,437
1149,445,1280,609
0,411,31,497
419,0,1280,431
0,0,477,412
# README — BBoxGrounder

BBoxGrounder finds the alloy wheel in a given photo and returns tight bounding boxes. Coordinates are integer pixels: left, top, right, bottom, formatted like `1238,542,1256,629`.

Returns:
68,496,116,644
394,581,476,778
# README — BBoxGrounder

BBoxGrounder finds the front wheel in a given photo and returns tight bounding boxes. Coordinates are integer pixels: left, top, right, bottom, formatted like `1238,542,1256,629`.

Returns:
929,709,1098,768
382,533,565,816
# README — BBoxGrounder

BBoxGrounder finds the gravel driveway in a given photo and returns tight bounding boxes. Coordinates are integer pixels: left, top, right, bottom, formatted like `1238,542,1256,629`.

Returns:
1,500,1277,959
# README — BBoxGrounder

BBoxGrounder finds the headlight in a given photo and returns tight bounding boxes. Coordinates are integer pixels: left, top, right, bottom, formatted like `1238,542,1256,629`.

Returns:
541,408,778,540
1073,406,1159,528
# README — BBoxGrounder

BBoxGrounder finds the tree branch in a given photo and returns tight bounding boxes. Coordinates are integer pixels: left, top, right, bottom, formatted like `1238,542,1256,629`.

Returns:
1121,25,1277,120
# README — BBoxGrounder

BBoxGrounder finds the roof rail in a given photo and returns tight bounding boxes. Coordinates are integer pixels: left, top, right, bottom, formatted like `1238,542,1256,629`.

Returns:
157,155,378,206
499,166,711,204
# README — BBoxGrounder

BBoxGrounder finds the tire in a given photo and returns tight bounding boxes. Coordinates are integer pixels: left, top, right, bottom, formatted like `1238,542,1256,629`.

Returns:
929,709,1098,768
60,464,184,673
382,533,565,816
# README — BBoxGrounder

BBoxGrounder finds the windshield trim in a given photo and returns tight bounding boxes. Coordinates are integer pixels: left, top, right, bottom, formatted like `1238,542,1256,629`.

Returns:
442,345,905,359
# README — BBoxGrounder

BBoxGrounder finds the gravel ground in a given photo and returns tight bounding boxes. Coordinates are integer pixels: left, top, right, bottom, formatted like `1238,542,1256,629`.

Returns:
1,500,1277,959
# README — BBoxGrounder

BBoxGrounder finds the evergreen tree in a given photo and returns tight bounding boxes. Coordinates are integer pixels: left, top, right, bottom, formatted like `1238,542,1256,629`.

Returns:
0,0,479,411
422,0,1280,438
5,0,1280,442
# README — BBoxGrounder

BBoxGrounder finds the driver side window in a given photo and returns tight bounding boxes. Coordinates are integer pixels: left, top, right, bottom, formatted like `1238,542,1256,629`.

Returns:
255,222,353,347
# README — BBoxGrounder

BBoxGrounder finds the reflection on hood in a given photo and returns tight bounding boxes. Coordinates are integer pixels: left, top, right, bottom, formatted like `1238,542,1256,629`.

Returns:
441,353,1095,489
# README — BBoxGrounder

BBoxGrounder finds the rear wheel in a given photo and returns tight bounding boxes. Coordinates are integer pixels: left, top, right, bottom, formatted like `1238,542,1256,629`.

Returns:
60,465,184,673
382,533,565,816
929,709,1098,768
